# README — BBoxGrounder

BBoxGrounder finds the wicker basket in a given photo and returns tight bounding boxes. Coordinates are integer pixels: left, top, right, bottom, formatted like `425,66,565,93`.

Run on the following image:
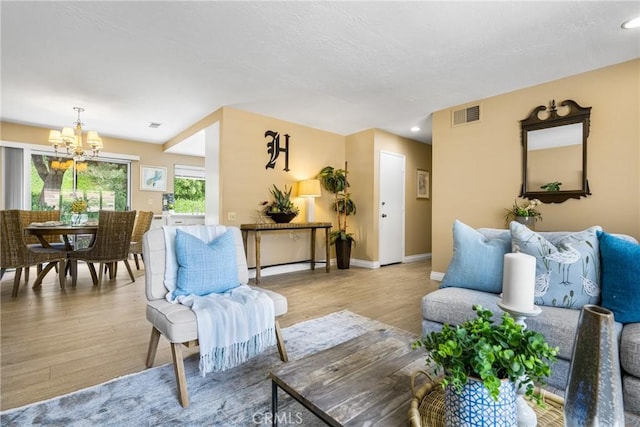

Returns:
408,370,565,427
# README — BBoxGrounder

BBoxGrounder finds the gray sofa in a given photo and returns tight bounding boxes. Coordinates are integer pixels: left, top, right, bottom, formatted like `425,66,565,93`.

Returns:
421,228,640,416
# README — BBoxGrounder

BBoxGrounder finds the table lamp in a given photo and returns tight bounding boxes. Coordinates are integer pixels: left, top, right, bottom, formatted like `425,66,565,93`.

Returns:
298,179,321,222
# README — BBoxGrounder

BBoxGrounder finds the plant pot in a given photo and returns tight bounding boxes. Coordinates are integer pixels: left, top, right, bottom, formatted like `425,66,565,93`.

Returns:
335,239,352,269
515,215,536,230
445,377,517,427
267,213,297,223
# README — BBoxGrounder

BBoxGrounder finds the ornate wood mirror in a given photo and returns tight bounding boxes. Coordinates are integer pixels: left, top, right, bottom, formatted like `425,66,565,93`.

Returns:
520,99,591,203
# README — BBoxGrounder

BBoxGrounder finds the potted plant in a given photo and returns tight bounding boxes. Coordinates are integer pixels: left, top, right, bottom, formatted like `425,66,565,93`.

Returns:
263,184,299,223
412,305,558,426
317,163,357,269
504,198,542,229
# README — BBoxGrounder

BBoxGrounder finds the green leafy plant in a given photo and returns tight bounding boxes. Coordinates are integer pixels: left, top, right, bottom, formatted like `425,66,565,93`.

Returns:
263,184,299,216
504,198,543,226
540,181,562,192
317,163,357,243
412,305,558,406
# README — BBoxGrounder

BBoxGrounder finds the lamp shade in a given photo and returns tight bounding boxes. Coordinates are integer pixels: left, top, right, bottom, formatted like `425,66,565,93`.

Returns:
61,127,76,144
298,179,321,198
48,130,62,144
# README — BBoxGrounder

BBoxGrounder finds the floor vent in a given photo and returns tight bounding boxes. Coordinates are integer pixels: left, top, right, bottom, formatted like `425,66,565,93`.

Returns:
452,104,481,126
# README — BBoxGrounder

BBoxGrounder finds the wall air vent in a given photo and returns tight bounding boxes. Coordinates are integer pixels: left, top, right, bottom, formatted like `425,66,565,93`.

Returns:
452,104,481,126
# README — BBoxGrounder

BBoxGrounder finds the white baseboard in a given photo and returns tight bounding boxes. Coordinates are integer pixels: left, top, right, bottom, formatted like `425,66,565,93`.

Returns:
248,261,330,279
247,254,435,277
430,271,445,282
404,253,431,263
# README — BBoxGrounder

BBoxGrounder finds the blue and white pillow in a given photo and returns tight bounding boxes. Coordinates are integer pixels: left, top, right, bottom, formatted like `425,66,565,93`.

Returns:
174,229,239,297
509,222,601,309
441,220,512,294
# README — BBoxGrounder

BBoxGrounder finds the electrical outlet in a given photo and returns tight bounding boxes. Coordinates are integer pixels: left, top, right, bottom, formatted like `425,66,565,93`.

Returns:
228,212,236,221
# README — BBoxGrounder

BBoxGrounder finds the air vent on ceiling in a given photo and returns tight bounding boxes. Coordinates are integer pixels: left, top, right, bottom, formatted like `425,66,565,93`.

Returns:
148,122,162,128
452,104,481,126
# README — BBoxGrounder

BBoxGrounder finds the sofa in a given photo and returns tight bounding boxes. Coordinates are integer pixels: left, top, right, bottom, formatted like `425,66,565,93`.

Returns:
421,220,640,415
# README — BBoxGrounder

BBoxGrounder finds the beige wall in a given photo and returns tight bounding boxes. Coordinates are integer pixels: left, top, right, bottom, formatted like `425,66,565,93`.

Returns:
2,106,432,269
432,59,640,274
218,107,345,267
0,121,204,214
374,130,432,258
345,129,432,263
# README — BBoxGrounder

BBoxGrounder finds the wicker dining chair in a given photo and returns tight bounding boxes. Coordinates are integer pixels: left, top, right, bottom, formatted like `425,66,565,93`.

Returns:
0,210,67,297
67,210,136,286
18,210,66,280
129,211,154,270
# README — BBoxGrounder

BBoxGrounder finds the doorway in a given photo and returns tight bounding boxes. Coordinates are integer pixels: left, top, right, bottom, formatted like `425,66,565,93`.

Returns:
379,151,405,266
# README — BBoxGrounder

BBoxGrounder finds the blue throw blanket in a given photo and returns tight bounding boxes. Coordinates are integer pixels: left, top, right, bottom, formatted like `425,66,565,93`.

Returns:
175,286,275,375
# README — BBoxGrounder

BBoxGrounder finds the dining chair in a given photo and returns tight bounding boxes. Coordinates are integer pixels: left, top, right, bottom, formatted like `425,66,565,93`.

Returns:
67,210,136,287
129,211,154,270
0,210,67,297
18,210,66,280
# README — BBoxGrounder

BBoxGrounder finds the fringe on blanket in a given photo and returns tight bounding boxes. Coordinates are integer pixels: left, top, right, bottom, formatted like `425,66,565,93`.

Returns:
199,327,276,375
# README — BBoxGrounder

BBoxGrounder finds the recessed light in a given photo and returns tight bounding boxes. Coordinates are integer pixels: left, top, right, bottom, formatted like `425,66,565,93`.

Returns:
622,16,640,29
410,126,420,132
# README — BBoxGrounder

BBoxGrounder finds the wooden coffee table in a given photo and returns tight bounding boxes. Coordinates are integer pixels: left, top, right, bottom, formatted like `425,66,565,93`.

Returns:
269,327,423,426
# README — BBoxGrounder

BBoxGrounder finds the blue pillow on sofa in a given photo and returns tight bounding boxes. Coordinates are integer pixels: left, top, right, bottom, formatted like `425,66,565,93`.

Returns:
174,229,239,297
598,231,640,324
510,222,601,309
441,220,511,294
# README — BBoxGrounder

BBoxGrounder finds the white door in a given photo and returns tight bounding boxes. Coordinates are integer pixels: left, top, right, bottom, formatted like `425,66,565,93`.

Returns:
379,151,405,266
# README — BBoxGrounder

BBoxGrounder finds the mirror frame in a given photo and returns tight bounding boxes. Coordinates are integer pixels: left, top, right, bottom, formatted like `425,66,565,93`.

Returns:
520,99,592,203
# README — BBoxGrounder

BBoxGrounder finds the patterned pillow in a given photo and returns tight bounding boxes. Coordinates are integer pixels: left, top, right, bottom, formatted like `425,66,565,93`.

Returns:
441,220,512,294
174,229,239,297
509,222,602,309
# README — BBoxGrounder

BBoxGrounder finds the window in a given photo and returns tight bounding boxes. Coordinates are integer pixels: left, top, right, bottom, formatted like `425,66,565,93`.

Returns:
31,153,130,222
173,165,205,214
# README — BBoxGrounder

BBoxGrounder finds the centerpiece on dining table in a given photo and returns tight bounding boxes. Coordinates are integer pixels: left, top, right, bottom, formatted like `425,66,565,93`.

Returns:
70,198,88,226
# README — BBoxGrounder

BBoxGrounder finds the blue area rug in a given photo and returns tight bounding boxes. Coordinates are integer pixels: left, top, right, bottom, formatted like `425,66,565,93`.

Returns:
1,311,408,426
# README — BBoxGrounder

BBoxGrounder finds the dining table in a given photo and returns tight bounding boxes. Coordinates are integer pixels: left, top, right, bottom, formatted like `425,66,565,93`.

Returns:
23,223,98,251
23,223,99,286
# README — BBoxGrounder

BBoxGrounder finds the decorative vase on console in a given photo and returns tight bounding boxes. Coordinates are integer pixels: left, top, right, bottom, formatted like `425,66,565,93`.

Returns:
564,305,625,426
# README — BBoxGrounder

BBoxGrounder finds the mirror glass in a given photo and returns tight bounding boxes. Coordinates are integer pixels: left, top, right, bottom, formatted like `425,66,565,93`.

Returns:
520,100,591,203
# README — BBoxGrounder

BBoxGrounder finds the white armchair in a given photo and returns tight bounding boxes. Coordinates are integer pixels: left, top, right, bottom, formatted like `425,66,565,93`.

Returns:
142,225,288,407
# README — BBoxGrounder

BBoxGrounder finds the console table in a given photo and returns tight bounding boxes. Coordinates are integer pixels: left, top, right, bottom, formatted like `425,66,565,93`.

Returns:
240,222,332,284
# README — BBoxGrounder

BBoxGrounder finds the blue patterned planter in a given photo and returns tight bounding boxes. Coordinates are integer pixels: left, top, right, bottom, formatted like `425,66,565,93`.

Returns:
445,378,517,427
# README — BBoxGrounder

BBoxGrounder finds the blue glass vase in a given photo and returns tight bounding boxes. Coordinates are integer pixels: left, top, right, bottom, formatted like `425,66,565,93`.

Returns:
564,305,625,426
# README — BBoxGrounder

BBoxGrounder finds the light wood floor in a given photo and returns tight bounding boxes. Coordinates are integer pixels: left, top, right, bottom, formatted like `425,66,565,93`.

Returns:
0,259,439,411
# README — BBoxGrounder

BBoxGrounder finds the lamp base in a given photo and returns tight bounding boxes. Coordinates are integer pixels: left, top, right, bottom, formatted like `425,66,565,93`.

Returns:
304,198,316,223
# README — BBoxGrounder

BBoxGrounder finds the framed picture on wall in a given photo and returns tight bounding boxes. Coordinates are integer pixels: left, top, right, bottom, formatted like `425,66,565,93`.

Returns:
140,165,168,192
417,169,429,199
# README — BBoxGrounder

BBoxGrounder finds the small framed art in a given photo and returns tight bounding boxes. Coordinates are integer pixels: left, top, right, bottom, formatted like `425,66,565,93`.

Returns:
417,169,430,199
140,165,168,192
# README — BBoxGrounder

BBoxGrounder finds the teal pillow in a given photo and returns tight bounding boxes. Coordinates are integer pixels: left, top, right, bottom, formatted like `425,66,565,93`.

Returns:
598,231,640,324
174,229,239,297
510,222,601,309
441,220,511,294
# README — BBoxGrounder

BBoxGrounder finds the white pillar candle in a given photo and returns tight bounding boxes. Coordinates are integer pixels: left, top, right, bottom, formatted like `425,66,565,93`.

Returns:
502,252,537,312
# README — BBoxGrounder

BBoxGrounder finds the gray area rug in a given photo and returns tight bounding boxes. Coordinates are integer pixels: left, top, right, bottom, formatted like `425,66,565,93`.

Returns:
1,310,414,426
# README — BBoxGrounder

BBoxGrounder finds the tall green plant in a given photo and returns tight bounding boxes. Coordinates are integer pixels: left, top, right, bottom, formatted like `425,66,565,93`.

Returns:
317,163,356,242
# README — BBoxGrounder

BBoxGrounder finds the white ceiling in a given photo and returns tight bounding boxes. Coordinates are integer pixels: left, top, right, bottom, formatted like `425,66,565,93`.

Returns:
1,1,639,156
